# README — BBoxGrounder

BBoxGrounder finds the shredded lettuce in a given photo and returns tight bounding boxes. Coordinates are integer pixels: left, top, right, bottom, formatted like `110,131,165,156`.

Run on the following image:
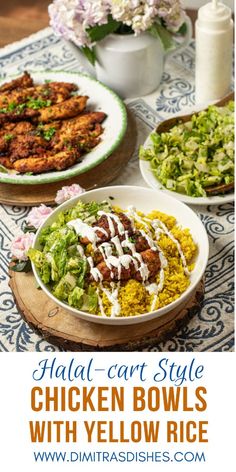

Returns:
28,200,109,313
140,101,234,197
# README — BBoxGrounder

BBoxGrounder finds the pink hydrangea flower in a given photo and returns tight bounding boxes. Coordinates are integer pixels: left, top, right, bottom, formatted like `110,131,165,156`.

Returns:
27,204,53,229
55,183,85,205
11,232,35,261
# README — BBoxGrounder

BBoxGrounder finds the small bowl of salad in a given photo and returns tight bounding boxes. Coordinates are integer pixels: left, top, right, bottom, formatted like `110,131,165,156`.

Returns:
139,95,234,205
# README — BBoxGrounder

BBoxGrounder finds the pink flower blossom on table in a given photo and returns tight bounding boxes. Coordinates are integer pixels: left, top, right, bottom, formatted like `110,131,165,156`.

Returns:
27,204,53,229
55,183,85,205
11,232,35,261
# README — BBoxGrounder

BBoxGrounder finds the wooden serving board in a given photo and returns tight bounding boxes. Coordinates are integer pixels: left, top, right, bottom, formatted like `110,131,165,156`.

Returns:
0,108,137,207
9,267,204,351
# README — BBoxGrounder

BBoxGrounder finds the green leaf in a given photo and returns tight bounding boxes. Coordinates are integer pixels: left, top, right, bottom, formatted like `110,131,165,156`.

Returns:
149,23,174,51
22,223,37,234
4,133,14,142
81,46,96,66
11,260,32,273
0,165,8,173
177,22,187,36
87,15,121,43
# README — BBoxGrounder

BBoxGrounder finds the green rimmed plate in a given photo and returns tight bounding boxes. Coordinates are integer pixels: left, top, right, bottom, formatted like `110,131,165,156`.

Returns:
0,71,127,185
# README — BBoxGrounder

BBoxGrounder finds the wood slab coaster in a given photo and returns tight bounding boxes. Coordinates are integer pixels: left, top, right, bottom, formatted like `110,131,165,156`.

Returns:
9,266,205,351
0,108,137,207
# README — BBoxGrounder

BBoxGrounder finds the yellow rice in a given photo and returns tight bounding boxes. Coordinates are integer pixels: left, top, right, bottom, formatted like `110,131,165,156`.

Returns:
96,209,197,317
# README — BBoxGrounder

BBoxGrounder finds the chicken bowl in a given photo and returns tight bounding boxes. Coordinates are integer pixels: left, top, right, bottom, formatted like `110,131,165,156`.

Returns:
30,186,209,325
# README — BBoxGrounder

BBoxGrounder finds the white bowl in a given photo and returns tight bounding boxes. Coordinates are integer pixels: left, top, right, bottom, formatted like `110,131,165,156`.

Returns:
32,186,209,325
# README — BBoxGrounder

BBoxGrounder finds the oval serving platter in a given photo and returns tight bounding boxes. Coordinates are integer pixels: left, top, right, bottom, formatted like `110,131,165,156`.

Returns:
0,71,127,185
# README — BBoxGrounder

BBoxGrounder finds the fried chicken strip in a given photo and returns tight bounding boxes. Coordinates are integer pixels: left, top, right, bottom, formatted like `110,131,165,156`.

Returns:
93,231,151,265
60,111,106,133
39,96,88,122
0,81,78,108
0,136,9,154
0,121,35,135
9,135,49,163
0,108,39,125
52,122,103,153
80,212,133,246
13,149,79,173
0,72,33,94
92,249,160,282
0,157,14,169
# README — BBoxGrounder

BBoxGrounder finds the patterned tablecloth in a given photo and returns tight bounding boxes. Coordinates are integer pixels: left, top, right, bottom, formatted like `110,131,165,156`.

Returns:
0,28,234,352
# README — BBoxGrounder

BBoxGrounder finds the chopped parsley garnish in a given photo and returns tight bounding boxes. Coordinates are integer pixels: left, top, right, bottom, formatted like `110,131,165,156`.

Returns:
43,127,56,141
0,97,52,114
42,88,51,97
0,101,17,113
26,97,52,110
4,133,14,142
35,124,56,141
16,103,26,113
8,102,17,111
128,236,136,243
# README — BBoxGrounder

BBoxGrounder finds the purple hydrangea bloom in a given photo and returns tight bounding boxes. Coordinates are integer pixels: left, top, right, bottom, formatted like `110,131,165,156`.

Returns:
48,0,185,45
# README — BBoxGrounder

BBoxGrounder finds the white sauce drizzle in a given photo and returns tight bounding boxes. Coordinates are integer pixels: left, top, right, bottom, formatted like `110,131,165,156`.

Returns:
67,207,190,317
147,218,190,276
96,288,106,317
99,242,113,260
98,211,126,237
100,282,121,318
86,256,103,282
146,246,168,311
93,226,109,238
111,235,123,256
126,205,151,232
77,244,85,258
67,219,97,246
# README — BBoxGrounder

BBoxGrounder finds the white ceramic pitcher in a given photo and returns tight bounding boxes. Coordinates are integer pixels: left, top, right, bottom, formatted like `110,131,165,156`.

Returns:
70,16,192,98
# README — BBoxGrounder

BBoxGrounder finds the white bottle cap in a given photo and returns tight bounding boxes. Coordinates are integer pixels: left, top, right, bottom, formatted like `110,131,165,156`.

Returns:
198,1,232,30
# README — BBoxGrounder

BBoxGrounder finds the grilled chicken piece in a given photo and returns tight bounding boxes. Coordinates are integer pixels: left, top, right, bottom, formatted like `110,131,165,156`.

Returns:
60,111,106,134
80,212,133,246
0,136,9,154
0,82,78,109
5,121,34,134
0,72,33,94
9,135,49,162
92,249,160,282
0,73,106,175
39,96,88,122
0,121,33,134
0,156,14,169
13,149,79,173
0,88,32,108
0,108,39,125
43,81,78,103
93,231,151,265
52,122,103,153
136,249,160,281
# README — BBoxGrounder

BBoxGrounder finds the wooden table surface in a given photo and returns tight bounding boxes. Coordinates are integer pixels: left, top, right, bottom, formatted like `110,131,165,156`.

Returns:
0,1,197,48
